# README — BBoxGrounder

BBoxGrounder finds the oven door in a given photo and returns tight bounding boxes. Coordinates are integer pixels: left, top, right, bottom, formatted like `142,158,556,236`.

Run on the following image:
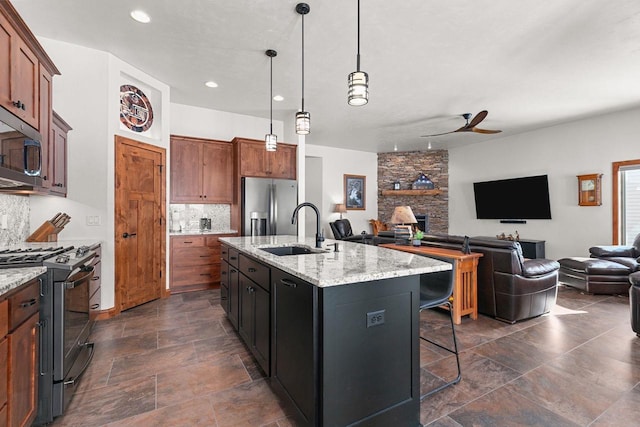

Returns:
52,264,96,417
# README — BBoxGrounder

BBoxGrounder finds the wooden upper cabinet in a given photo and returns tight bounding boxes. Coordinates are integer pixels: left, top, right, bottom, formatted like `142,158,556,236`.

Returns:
170,135,233,203
0,2,60,131
39,65,53,188
49,111,70,196
0,10,37,128
238,139,269,177
202,142,233,203
269,143,297,179
234,138,297,180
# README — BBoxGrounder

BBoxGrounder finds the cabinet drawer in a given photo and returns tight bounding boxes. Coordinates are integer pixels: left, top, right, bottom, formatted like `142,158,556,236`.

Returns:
228,248,240,268
205,236,221,248
172,246,218,267
8,278,40,332
239,254,270,292
171,236,205,248
172,265,220,287
221,245,229,263
0,299,7,338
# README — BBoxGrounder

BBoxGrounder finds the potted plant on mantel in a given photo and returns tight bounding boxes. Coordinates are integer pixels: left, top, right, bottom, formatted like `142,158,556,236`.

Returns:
412,230,424,246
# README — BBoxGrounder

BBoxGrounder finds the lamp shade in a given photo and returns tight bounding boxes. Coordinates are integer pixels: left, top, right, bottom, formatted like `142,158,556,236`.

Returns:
390,206,417,224
333,203,347,214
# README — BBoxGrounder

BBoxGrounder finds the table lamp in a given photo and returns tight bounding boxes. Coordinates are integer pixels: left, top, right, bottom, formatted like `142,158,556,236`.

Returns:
334,203,347,220
390,206,417,245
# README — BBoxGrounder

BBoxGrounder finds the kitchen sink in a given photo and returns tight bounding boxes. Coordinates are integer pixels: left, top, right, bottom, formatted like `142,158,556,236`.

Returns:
258,245,328,256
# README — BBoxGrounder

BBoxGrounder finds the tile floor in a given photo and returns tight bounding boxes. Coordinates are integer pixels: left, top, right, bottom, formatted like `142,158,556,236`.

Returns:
51,284,640,427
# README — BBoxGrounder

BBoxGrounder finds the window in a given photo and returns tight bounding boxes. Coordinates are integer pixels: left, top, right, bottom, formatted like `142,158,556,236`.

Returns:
613,159,640,244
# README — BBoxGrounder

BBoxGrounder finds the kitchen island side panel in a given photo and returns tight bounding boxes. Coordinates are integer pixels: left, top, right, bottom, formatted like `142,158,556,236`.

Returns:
320,275,421,427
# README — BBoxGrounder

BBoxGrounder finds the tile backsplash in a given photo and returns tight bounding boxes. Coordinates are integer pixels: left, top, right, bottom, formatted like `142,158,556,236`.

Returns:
0,194,29,246
169,204,231,232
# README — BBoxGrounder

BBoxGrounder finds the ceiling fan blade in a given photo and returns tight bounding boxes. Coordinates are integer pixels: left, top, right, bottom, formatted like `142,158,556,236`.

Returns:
472,128,502,134
468,110,488,128
420,124,468,137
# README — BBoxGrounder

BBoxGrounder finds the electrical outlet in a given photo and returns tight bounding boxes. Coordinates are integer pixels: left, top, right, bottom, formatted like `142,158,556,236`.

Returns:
86,215,101,226
366,309,385,328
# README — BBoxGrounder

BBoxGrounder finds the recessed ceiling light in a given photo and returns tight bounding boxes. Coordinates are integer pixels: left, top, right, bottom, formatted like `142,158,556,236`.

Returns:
273,95,284,102
204,81,218,88
130,10,151,24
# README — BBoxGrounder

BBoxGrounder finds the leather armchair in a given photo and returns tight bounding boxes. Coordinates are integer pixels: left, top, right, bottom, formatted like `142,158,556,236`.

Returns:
329,219,372,244
630,272,640,336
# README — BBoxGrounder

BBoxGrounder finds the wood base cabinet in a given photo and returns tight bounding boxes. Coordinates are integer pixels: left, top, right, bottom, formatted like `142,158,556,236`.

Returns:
170,234,236,293
4,276,42,427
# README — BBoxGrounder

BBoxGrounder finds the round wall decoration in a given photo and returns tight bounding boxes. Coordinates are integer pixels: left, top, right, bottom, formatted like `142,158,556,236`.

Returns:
120,84,154,132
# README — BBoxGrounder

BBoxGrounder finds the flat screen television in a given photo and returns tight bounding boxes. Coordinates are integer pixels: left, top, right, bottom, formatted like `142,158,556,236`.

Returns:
473,174,552,220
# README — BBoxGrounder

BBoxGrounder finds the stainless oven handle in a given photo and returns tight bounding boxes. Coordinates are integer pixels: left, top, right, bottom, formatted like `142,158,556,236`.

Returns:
64,266,95,289
37,319,46,376
63,342,95,386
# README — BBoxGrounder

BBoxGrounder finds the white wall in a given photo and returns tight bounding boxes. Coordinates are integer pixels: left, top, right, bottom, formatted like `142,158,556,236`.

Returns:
30,38,171,310
449,107,640,260
305,145,378,238
171,103,283,141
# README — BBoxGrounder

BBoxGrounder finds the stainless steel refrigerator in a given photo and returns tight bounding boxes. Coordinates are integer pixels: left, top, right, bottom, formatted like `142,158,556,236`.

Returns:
241,177,298,236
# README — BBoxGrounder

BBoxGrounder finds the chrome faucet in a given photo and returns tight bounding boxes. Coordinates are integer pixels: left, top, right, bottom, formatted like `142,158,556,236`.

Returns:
291,202,324,248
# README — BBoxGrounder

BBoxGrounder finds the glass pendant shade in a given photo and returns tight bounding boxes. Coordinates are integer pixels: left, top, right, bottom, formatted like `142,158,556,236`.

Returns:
295,111,310,135
348,70,369,106
265,133,277,152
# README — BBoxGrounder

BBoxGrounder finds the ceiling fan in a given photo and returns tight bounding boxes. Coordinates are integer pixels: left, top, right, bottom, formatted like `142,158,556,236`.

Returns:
420,110,502,137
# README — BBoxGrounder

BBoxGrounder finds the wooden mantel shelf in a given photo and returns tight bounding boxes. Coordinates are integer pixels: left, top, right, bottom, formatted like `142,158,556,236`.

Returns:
380,189,443,196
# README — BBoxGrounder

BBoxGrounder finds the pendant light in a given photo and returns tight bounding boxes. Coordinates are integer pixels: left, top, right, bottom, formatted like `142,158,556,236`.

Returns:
295,3,311,135
348,0,368,106
265,49,277,151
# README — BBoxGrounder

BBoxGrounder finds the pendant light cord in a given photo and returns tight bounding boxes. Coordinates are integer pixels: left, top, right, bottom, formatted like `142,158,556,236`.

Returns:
270,54,273,134
301,12,305,112
356,0,361,72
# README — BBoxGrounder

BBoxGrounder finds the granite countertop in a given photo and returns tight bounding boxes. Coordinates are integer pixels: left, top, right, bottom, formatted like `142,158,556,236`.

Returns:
219,235,451,288
0,267,47,296
170,229,238,236
0,240,102,251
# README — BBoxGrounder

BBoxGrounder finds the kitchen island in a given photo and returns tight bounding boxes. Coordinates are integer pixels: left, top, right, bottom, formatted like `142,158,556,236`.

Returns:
219,235,451,427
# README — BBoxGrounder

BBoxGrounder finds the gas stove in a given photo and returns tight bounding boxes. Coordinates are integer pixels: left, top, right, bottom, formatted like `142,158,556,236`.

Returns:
0,245,95,270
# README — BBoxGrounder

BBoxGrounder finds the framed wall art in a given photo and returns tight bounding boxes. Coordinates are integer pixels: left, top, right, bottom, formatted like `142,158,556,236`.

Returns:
344,174,366,210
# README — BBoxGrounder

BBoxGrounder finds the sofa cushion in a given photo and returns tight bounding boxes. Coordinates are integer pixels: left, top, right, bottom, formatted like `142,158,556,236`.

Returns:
589,245,635,258
522,259,560,277
558,257,632,275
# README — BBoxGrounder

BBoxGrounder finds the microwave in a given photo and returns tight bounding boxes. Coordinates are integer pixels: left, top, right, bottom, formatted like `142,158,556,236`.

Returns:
0,106,43,188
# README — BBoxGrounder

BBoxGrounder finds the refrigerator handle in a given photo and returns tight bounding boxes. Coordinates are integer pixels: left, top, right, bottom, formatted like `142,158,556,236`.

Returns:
271,183,277,234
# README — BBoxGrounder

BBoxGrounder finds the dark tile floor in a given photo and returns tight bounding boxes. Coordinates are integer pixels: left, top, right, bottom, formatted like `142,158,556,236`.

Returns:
51,284,639,426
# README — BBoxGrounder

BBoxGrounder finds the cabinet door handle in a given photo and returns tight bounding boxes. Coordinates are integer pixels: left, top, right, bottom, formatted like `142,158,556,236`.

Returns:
230,269,237,274
280,278,298,288
183,241,193,244
199,255,209,258
91,276,100,281
221,271,227,276
20,298,37,308
90,304,100,310
200,273,212,277
247,286,255,293
230,256,237,260
248,267,257,273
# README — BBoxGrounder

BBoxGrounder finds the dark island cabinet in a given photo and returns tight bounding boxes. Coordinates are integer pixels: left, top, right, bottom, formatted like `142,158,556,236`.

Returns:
271,269,316,424
221,245,240,330
219,245,422,426
238,254,271,375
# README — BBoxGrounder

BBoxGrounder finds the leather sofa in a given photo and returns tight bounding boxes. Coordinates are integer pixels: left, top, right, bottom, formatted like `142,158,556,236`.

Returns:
630,272,640,336
375,234,560,323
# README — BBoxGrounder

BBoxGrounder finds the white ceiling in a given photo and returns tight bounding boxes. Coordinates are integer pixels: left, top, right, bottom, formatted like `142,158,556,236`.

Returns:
11,0,640,153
